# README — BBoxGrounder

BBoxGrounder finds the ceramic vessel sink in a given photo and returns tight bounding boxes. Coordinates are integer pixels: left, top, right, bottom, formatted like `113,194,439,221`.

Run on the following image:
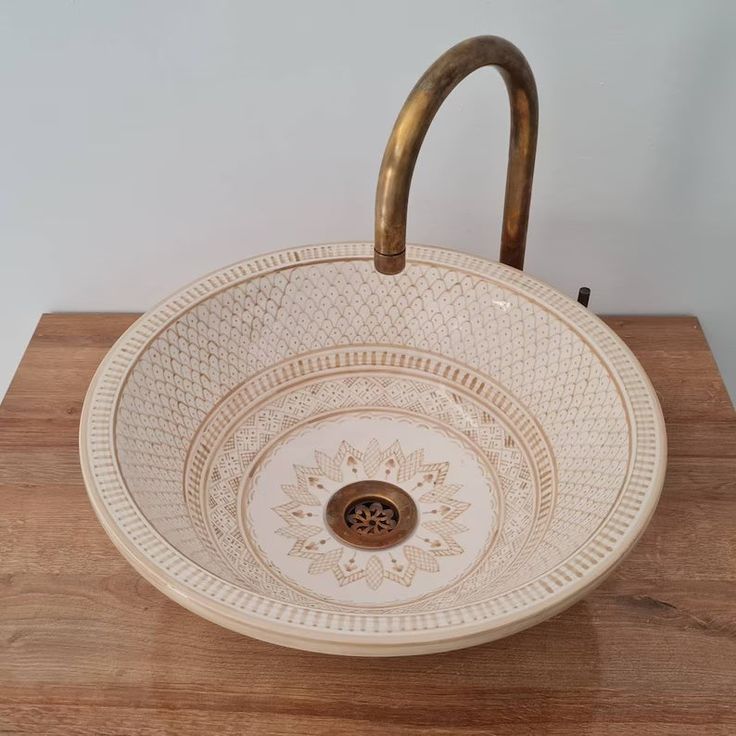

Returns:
80,243,666,655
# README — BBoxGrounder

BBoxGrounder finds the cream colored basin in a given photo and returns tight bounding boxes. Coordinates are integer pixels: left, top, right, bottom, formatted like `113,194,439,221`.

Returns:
80,243,666,656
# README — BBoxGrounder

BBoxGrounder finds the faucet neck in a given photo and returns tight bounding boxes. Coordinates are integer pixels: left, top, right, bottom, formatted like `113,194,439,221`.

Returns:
374,35,538,275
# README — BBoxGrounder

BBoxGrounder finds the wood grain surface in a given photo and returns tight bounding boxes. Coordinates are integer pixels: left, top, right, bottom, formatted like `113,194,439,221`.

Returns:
1,313,734,735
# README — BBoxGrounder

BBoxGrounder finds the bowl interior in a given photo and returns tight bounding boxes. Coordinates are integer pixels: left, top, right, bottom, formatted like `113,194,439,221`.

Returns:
109,245,646,617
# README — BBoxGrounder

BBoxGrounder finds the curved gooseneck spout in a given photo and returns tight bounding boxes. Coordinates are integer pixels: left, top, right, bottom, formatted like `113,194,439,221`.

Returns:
374,36,538,275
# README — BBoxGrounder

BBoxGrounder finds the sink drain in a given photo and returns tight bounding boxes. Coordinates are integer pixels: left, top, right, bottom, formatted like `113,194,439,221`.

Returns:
325,480,417,550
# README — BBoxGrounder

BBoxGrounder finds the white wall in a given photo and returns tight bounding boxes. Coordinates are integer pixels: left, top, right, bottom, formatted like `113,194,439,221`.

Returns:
1,0,735,401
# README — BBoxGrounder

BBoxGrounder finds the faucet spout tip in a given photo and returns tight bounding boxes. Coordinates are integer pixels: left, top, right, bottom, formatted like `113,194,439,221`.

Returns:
374,250,406,275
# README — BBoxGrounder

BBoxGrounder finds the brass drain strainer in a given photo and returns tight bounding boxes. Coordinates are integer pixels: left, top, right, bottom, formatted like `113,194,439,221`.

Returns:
325,480,418,550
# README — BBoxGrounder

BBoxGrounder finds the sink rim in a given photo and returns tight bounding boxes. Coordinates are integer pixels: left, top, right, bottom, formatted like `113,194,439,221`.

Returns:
79,241,667,655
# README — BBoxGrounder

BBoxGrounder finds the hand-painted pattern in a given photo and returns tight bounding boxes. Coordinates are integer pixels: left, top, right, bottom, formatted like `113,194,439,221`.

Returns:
273,439,469,590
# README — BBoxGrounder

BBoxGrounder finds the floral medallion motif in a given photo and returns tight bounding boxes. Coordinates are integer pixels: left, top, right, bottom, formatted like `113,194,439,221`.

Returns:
241,411,501,608
273,438,470,591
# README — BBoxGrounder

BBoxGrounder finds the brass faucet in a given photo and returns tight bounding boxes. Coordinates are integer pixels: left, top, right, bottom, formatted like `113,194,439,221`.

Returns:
374,36,538,275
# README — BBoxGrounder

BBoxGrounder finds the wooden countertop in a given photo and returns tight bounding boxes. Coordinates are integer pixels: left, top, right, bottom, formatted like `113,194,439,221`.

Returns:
1,314,734,735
